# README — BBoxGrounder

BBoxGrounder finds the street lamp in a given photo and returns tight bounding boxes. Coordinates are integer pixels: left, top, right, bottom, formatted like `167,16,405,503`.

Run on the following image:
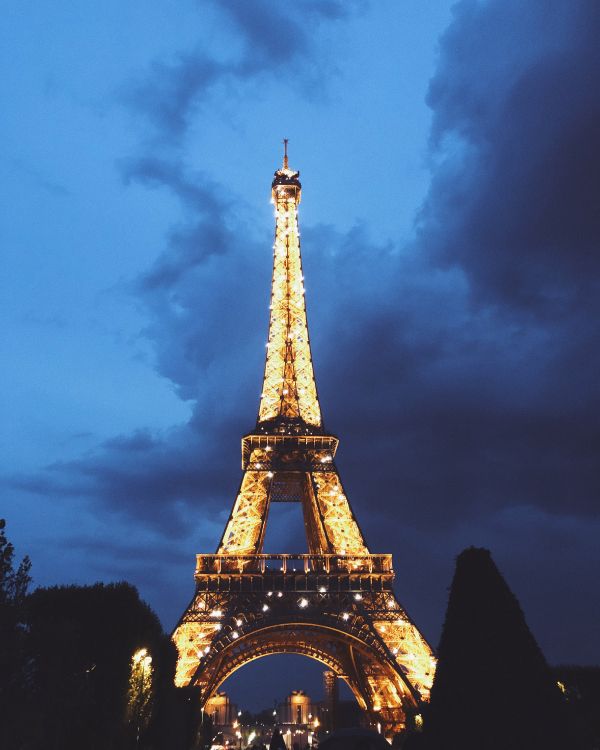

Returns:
133,648,148,664
133,649,152,749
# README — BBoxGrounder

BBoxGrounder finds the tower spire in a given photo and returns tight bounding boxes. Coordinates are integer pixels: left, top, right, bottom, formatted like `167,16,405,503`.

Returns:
258,148,322,432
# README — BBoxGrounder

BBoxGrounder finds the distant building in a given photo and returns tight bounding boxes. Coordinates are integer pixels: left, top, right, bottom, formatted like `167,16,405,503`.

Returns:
277,690,314,725
206,685,365,749
205,692,241,747
276,690,320,748
323,671,339,731
206,691,238,727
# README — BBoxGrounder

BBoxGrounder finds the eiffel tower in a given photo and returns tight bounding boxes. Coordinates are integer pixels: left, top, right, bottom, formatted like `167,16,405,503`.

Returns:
173,143,436,736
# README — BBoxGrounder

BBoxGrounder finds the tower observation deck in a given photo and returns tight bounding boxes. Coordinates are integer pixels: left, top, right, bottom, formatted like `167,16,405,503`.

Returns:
172,144,436,738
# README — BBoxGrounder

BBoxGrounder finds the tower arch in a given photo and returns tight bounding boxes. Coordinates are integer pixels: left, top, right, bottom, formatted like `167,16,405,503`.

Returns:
191,618,421,722
172,147,436,737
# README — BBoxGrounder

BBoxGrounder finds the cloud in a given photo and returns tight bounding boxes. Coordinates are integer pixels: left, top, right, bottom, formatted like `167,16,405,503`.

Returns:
301,227,598,534
11,0,599,662
421,0,600,313
125,53,226,140
123,0,364,141
380,505,600,663
10,0,368,536
120,157,233,290
20,0,600,534
11,420,239,538
339,0,600,533
124,164,266,401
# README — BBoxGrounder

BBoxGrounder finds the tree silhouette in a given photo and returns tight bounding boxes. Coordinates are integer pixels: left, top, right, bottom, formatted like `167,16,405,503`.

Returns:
0,519,202,750
24,581,170,750
0,519,32,747
269,727,287,750
422,547,579,750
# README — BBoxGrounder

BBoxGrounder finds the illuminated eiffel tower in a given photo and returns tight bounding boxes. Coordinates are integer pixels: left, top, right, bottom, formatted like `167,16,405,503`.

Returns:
173,143,435,736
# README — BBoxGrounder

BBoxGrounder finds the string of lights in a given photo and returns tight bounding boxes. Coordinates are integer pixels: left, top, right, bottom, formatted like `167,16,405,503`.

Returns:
172,147,436,737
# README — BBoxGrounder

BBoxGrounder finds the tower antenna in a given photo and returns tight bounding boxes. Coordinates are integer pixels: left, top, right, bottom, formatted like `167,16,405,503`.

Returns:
283,138,289,169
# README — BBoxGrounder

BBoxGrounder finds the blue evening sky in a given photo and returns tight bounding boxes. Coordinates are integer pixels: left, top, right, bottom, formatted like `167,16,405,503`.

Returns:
2,1,599,709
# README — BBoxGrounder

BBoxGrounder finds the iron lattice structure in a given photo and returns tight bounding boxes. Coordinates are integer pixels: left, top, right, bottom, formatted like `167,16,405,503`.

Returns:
173,146,436,735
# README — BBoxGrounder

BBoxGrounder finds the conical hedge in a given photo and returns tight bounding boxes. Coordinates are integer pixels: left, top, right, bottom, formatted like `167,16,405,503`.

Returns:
422,547,578,750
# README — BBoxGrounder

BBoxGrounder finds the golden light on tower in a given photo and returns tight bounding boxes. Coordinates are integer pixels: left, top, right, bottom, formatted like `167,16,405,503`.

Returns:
258,140,321,427
172,144,436,738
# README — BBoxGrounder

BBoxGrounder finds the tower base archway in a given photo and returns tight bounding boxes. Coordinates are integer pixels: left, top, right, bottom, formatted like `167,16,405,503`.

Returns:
173,554,435,737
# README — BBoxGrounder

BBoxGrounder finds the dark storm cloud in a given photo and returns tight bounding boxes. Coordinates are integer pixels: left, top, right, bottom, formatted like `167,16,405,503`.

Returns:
301,228,598,534
121,157,232,289
421,0,600,312
125,53,226,139
12,0,600,659
123,159,267,400
344,0,600,531
20,0,600,532
11,0,368,532
124,0,363,140
11,418,241,537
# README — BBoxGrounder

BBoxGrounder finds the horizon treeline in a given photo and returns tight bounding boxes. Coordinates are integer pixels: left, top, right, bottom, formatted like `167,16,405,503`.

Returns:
2,521,598,749
0,518,205,750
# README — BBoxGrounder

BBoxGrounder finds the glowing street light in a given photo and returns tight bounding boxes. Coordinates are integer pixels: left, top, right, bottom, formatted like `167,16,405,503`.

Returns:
129,648,153,749
133,648,149,664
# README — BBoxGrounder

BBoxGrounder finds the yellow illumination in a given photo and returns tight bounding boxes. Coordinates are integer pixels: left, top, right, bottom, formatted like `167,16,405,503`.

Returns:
258,180,321,427
171,150,437,736
133,648,148,664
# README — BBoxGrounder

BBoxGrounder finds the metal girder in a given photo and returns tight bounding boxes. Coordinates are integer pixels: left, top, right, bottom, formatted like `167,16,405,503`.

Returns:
218,471,271,555
258,176,321,428
173,152,436,738
310,470,369,555
173,588,416,734
216,465,369,559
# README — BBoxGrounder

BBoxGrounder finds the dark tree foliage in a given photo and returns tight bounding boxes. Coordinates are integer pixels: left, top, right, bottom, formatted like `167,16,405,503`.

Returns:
421,547,579,750
22,581,174,750
240,709,254,725
337,699,362,729
269,727,287,750
0,519,32,748
0,521,203,750
149,669,205,750
252,708,277,725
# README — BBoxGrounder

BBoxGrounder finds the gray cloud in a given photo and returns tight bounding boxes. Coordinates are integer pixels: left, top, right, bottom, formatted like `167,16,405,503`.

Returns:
421,0,600,312
121,157,233,290
12,0,599,663
122,0,364,141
